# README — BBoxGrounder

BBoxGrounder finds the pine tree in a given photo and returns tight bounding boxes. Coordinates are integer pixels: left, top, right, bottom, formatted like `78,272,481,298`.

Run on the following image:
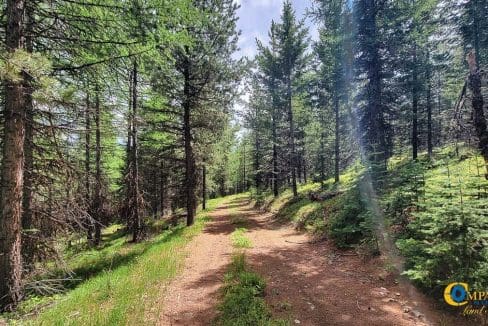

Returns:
0,0,27,311
312,0,348,183
174,0,240,225
275,1,309,197
354,0,389,177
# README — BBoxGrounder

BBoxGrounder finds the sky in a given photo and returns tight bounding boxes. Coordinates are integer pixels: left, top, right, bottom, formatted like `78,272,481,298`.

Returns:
234,0,318,59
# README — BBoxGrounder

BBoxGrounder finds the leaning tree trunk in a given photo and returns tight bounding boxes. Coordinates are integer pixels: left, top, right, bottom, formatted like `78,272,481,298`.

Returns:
0,0,26,312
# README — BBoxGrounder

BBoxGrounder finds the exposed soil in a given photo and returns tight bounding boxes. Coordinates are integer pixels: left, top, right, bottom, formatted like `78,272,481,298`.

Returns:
158,197,470,326
158,203,235,325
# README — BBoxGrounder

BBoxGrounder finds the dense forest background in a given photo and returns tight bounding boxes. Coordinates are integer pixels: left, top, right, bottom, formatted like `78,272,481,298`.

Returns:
0,0,487,320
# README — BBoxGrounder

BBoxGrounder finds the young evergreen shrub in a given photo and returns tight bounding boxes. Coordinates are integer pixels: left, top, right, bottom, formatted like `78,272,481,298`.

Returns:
396,157,488,291
328,186,373,248
384,160,426,227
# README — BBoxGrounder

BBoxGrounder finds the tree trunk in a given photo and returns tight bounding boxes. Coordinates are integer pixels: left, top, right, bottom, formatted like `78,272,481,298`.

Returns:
125,70,133,226
130,61,142,241
84,93,94,242
426,62,433,159
183,61,197,226
467,52,488,178
254,128,261,190
436,74,442,146
272,110,279,197
21,0,35,267
93,87,102,245
297,152,303,183
287,74,298,197
242,144,247,191
160,160,166,217
202,164,206,210
334,94,340,183
412,45,419,160
0,0,26,311
320,126,325,189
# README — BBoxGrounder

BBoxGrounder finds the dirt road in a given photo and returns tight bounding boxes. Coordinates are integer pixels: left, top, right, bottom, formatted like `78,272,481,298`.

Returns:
159,197,467,326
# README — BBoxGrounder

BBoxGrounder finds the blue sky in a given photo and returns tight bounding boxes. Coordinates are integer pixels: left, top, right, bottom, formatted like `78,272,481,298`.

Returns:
234,0,318,59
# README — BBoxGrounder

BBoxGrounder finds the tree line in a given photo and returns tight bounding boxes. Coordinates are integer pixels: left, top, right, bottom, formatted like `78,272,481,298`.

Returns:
237,0,487,196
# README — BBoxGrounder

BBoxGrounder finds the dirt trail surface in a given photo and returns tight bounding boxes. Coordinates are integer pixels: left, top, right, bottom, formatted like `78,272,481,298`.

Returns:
158,202,235,325
159,197,467,326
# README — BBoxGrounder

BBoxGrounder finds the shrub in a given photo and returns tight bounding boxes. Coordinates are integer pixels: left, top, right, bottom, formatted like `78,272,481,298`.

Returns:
396,156,488,291
328,185,374,248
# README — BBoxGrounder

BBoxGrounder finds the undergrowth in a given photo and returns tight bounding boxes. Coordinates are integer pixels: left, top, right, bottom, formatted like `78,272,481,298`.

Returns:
253,146,488,295
3,196,231,326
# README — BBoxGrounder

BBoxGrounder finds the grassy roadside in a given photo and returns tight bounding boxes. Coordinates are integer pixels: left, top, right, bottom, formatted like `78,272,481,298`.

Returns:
4,196,230,326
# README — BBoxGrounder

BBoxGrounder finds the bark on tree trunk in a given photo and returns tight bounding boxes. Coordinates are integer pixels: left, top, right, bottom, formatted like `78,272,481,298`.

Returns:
93,87,102,245
21,1,35,267
124,62,141,241
287,75,298,197
320,127,325,189
242,144,247,191
85,93,94,242
130,61,142,242
412,45,419,160
467,52,488,178
0,0,26,311
202,165,206,210
160,160,166,217
427,62,433,159
272,109,279,197
254,126,261,190
125,70,133,227
183,61,197,226
334,94,340,183
366,0,386,175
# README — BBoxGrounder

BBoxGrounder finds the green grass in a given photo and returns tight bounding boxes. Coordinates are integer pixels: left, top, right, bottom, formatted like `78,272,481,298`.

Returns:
252,163,363,237
231,228,253,249
215,254,288,326
5,196,231,326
